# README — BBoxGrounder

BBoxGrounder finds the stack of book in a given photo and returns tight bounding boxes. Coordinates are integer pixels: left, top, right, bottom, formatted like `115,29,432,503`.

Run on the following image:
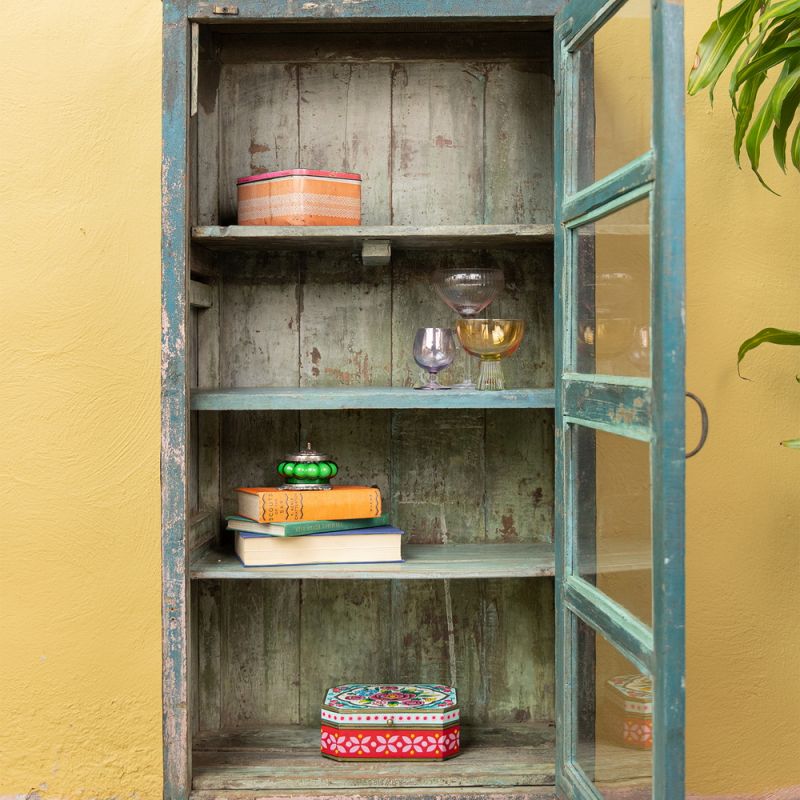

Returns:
230,485,403,567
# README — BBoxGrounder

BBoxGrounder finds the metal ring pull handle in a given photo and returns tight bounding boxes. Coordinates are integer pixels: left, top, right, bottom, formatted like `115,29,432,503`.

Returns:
685,392,709,459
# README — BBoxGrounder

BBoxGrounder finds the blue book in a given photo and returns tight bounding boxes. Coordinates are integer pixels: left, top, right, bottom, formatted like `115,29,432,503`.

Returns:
234,525,404,567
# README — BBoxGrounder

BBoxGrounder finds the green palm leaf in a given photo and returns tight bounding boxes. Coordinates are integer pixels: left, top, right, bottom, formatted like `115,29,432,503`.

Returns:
792,120,800,168
773,82,800,169
738,327,800,377
759,0,800,26
735,39,800,87
688,0,761,101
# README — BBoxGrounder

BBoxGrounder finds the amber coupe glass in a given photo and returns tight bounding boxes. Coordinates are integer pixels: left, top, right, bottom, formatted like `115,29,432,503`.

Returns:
455,319,525,391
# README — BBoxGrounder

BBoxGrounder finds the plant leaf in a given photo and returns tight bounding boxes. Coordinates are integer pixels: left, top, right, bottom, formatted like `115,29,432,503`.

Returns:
734,71,769,163
738,327,800,377
730,28,768,105
759,0,800,26
688,0,760,101
772,81,800,170
736,40,800,87
745,84,782,187
781,437,800,448
792,119,800,169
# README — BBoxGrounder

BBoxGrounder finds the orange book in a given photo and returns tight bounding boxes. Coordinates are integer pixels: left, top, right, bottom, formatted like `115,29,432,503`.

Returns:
236,485,382,524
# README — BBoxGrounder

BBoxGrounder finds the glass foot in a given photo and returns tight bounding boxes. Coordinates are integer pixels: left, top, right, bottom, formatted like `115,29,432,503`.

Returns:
414,383,452,390
477,360,505,391
452,379,477,390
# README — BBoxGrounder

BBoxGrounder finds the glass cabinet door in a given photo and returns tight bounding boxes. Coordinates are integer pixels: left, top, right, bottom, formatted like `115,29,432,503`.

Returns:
553,2,685,798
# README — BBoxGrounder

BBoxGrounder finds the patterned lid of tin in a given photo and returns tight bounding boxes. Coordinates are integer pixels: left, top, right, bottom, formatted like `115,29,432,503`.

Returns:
606,674,653,715
237,169,362,185
322,684,459,726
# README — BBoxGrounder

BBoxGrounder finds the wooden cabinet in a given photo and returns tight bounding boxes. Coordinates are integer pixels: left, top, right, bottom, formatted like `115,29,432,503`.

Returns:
162,2,686,799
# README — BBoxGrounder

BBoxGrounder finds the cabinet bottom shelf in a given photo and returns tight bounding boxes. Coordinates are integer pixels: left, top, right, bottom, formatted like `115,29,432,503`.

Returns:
191,723,651,798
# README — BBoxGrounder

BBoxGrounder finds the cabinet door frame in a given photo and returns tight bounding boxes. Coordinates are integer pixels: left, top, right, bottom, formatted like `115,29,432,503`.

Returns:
553,1,686,799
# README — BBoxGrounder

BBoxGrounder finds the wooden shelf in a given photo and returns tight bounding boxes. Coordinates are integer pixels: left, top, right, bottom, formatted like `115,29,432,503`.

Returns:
192,224,554,251
191,723,557,794
190,723,651,797
191,543,555,580
190,387,556,411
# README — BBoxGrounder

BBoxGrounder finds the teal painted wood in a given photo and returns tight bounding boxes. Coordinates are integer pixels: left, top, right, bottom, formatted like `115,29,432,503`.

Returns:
563,577,653,674
562,378,651,438
162,1,191,799
191,387,556,411
189,1,562,21
192,224,554,251
191,543,556,580
651,1,687,798
562,153,654,225
553,1,686,799
552,7,570,796
558,0,626,50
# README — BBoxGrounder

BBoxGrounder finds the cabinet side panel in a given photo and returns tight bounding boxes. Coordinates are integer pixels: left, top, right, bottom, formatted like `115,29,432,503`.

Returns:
196,580,222,732
218,63,300,224
299,63,392,225
484,64,554,224
391,62,485,225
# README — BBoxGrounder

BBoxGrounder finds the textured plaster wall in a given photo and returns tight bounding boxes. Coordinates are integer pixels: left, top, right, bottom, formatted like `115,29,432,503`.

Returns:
0,1,797,799
0,2,163,798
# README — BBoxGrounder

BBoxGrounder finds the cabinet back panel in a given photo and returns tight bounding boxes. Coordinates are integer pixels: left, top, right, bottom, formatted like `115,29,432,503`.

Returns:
196,577,554,729
202,34,553,226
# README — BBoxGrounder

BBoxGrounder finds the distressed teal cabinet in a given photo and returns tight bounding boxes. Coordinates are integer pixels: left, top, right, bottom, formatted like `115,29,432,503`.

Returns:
162,2,685,798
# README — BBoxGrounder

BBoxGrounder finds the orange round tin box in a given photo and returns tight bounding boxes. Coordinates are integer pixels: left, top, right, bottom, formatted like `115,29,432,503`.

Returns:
237,169,361,226
321,683,460,761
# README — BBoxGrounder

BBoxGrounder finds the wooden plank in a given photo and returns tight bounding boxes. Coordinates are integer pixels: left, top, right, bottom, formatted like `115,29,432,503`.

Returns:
197,25,221,225
162,2,191,796
192,387,556,411
562,153,654,226
189,0,563,21
192,723,556,790
299,256,392,388
484,64,553,225
391,410,485,544
262,581,302,724
485,411,554,545
197,580,222,732
219,254,300,388
298,63,392,225
196,274,221,552
218,31,554,65
298,580,393,726
191,543,556,580
391,63,485,225
190,789,558,800
190,279,216,309
192,224,555,250
562,378,651,439
220,580,269,729
218,62,299,224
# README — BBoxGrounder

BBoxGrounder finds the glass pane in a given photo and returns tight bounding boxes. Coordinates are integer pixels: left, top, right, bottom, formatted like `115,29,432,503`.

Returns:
573,424,652,626
575,197,650,377
575,0,652,190
575,616,653,797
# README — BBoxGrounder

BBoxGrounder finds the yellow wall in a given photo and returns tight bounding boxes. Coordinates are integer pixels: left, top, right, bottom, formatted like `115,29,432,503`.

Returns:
0,1,797,798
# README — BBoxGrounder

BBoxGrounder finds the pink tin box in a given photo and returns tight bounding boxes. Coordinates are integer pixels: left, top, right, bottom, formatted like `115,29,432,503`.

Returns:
605,674,653,750
321,683,460,762
237,169,361,226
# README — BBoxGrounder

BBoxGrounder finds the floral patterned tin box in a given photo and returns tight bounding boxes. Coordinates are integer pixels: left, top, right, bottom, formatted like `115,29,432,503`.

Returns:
321,683,460,761
605,674,653,750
